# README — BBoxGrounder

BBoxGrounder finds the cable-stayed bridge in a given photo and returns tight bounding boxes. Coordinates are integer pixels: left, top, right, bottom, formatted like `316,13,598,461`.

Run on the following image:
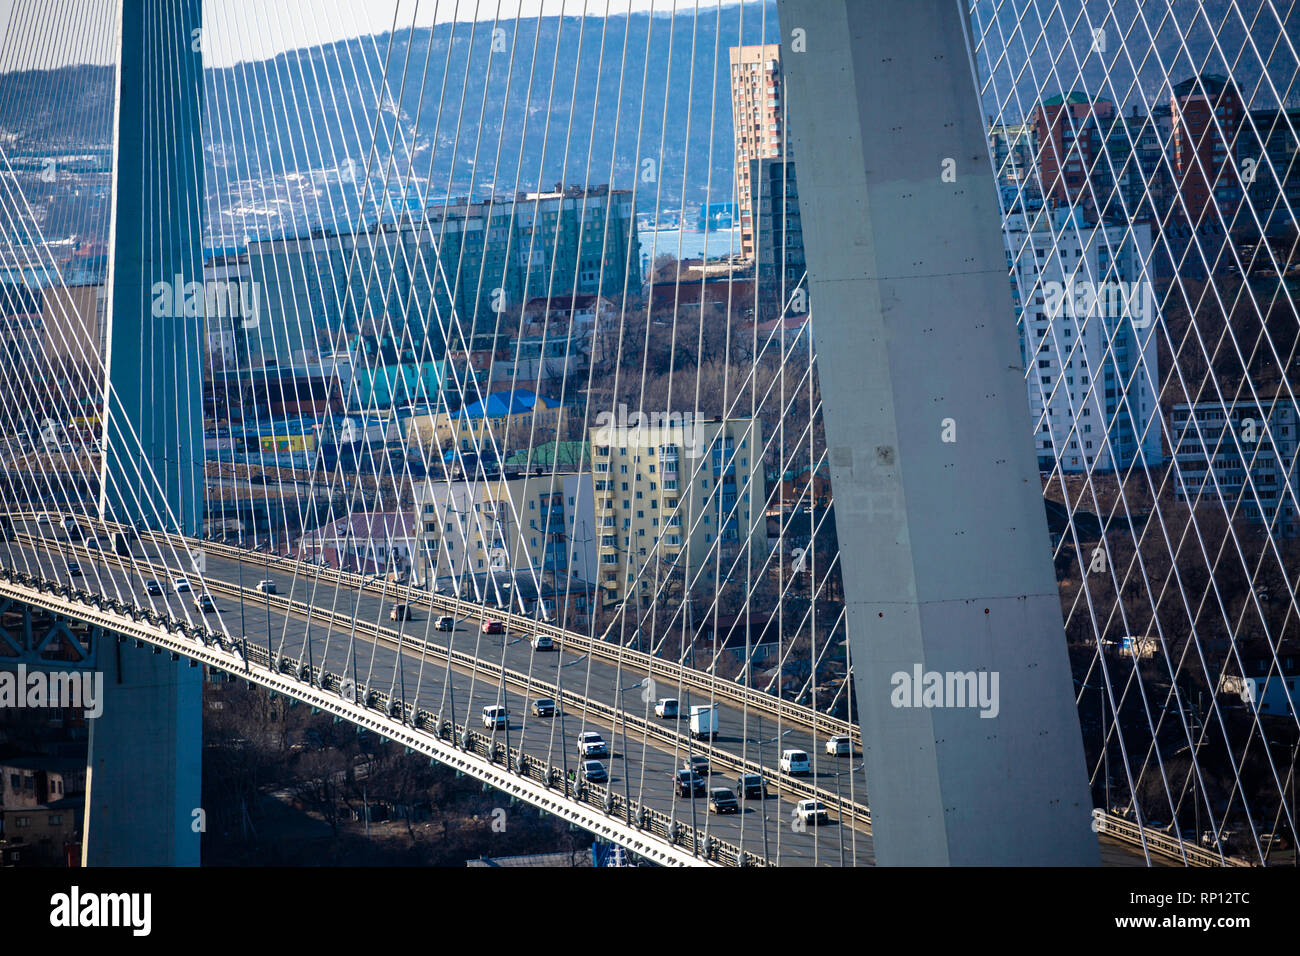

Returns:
0,0,1296,868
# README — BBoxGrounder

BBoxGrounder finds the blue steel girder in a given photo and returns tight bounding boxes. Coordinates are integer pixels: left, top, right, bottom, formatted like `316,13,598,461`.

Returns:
0,596,100,669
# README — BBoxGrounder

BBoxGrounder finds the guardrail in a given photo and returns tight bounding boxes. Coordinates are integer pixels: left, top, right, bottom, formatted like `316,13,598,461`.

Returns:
1094,812,1252,867
191,533,862,746
9,511,860,746
9,514,1257,868
0,560,756,866
10,526,872,838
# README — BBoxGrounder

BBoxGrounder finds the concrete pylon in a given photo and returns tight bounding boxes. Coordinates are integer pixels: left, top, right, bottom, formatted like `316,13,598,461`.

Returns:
83,641,203,866
776,0,1098,864
85,0,204,866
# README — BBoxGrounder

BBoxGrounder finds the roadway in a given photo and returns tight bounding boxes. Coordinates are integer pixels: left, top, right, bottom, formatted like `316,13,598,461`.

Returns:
3,516,871,866
1,513,1158,866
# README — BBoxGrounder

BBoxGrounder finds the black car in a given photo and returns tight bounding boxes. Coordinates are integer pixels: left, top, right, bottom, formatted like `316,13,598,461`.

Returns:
708,787,739,814
145,580,163,596
66,561,83,577
674,769,707,797
194,594,216,613
737,774,768,800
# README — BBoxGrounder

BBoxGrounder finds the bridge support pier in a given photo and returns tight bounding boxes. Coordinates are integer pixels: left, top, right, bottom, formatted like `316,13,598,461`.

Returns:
83,0,205,866
83,640,202,866
777,0,1098,864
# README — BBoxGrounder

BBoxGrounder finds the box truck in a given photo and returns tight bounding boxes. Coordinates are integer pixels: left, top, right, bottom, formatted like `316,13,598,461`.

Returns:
689,704,718,740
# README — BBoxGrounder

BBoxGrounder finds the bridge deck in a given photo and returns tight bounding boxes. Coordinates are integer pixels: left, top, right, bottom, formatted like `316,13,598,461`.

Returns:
2,515,1170,866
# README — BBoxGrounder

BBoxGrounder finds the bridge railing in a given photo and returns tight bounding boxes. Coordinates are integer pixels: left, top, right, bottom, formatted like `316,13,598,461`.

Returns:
14,512,856,745
0,559,759,866
9,517,1262,867
223,630,769,866
1092,813,1253,868
10,524,871,835
190,532,862,745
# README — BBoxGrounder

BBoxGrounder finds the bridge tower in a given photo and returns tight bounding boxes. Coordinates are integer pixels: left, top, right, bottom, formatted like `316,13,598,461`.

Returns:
84,0,205,866
776,0,1098,864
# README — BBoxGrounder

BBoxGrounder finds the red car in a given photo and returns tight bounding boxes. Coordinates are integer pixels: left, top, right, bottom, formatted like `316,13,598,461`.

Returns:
481,619,504,635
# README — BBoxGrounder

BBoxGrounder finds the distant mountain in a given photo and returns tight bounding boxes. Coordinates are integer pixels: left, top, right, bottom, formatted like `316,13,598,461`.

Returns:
1,1,1294,249
0,62,114,148
202,2,786,243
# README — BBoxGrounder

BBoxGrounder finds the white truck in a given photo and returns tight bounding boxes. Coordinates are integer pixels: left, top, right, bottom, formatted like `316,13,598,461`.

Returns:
689,704,718,741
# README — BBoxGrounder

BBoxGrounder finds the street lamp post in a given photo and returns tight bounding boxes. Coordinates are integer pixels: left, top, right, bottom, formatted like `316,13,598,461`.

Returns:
830,761,865,868
749,723,793,866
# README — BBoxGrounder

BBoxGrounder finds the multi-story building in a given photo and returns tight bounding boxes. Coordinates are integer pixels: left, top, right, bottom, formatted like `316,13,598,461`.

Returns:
413,472,597,589
1025,98,1165,223
749,158,805,305
0,758,84,866
246,186,638,367
1032,93,1113,207
589,417,766,607
1008,208,1162,473
1171,74,1245,224
1238,106,1300,234
202,249,257,370
40,284,106,363
296,511,418,575
729,44,786,260
435,388,563,457
1087,106,1168,224
988,121,1037,188
1170,392,1299,537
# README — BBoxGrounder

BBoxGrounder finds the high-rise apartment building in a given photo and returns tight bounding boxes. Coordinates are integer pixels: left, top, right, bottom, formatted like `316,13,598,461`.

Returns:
749,157,804,299
1031,93,1113,208
1238,106,1300,232
590,417,766,607
1171,74,1245,224
1008,208,1162,474
1170,392,1299,537
412,472,597,588
729,44,785,261
988,122,1037,189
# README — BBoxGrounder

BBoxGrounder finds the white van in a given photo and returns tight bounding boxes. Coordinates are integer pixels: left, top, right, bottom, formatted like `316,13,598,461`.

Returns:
780,748,811,775
481,705,508,729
